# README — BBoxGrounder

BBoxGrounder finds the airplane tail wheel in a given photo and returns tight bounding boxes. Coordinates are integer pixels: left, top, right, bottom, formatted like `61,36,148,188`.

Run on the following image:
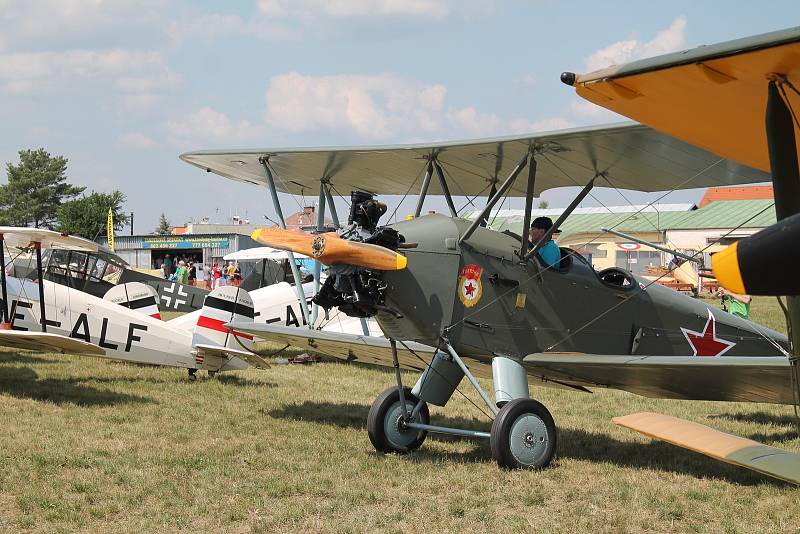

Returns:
490,398,556,469
188,369,197,382
367,387,429,454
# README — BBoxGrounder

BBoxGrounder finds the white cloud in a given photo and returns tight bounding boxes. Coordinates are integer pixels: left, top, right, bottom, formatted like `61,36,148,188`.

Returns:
0,48,181,95
164,107,265,148
257,0,450,19
166,13,298,44
264,71,567,141
118,132,157,149
0,0,167,52
583,16,687,71
569,17,688,123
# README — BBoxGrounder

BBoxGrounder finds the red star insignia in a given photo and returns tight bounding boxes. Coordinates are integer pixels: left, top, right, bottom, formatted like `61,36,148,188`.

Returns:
680,309,735,357
464,282,476,297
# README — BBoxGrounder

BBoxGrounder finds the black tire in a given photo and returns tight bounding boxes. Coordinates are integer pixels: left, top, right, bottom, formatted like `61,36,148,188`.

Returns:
367,387,430,454
490,398,556,469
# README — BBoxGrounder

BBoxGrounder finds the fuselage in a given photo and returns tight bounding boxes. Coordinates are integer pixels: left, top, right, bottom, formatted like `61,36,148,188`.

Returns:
379,214,788,360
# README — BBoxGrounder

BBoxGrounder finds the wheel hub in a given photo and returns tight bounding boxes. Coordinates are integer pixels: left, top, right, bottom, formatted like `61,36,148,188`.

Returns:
509,414,549,466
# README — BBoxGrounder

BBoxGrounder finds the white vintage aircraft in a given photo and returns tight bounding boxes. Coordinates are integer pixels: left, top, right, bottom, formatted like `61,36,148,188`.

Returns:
0,228,378,380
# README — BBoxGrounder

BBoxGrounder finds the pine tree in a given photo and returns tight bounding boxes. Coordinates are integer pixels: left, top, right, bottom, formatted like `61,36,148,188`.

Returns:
155,213,171,234
0,148,85,228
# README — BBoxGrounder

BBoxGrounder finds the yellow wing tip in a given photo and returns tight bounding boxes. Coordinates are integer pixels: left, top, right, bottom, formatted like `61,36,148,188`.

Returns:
251,228,263,241
396,254,407,270
712,242,746,294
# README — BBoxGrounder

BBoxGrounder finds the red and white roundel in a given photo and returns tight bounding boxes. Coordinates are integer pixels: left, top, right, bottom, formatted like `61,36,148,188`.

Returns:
617,243,640,250
458,264,483,308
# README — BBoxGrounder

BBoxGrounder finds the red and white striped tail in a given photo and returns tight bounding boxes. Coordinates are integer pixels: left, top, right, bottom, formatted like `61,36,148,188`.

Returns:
104,282,162,320
192,286,255,351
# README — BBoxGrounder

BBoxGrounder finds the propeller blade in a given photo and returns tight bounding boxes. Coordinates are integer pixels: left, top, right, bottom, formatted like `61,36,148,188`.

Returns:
251,228,407,271
712,213,800,296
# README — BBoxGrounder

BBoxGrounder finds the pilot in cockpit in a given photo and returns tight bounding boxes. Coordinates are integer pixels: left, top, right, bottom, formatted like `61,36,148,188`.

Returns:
528,216,562,269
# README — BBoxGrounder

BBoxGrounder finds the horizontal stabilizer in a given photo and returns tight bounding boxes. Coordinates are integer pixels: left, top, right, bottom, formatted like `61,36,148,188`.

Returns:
192,344,270,370
0,330,105,356
614,412,800,485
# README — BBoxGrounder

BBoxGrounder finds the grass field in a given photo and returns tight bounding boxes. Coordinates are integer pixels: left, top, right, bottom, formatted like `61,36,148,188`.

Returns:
0,297,798,533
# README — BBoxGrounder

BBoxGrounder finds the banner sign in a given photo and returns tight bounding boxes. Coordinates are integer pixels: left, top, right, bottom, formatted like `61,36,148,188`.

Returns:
141,236,230,249
106,208,115,252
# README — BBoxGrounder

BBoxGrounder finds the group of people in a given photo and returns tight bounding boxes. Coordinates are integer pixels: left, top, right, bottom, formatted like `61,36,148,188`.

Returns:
210,262,242,289
157,254,241,289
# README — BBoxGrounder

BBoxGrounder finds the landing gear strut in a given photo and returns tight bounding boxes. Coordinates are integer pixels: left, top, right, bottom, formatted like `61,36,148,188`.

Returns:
367,339,557,470
188,368,197,382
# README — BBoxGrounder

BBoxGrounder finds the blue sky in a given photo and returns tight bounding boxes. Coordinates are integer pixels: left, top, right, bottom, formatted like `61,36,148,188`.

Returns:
0,1,797,231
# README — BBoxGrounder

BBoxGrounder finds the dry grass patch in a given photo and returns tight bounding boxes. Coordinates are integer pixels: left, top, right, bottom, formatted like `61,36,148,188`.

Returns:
0,297,797,532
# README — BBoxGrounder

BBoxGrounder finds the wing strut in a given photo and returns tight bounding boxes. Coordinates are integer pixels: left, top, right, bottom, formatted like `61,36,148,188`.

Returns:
259,156,311,328
0,233,7,324
413,160,434,218
432,159,458,218
519,156,538,258
34,241,47,332
460,151,530,244
310,181,327,327
526,174,597,260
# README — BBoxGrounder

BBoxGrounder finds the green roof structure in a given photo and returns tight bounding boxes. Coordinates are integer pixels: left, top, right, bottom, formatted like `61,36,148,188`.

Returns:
487,200,776,239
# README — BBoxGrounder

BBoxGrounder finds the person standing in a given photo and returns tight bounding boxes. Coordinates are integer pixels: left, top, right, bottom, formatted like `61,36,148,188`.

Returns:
188,262,196,286
163,254,173,277
212,263,221,289
719,288,752,320
233,262,242,286
195,262,205,289
175,260,188,285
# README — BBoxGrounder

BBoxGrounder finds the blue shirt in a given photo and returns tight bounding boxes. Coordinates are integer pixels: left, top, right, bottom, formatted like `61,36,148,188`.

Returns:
537,240,561,268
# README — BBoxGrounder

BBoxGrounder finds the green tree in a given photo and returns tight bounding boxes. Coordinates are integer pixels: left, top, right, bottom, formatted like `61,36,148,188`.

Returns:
0,148,85,228
155,213,171,234
537,199,549,209
57,191,130,240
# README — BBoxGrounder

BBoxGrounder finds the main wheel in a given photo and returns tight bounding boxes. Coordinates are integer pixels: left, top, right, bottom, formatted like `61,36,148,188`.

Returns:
367,387,430,454
490,398,556,469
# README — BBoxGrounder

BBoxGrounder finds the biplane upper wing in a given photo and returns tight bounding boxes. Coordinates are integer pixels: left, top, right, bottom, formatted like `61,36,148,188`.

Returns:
565,26,800,173
180,121,767,197
522,353,793,404
0,226,99,252
0,330,105,356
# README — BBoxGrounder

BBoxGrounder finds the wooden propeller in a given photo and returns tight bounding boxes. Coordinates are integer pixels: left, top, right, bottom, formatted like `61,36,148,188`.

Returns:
251,228,407,271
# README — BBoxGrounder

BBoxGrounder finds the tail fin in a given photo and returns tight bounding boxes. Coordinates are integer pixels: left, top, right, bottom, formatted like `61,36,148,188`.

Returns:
104,282,162,320
193,286,255,351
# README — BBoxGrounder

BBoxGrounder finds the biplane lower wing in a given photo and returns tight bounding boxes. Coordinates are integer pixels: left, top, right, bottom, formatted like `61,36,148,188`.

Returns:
0,330,106,356
523,353,793,404
227,323,435,374
228,324,591,391
614,412,800,485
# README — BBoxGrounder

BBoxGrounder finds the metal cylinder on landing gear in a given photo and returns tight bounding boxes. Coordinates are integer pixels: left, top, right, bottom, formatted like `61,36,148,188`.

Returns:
411,351,464,406
492,357,529,407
